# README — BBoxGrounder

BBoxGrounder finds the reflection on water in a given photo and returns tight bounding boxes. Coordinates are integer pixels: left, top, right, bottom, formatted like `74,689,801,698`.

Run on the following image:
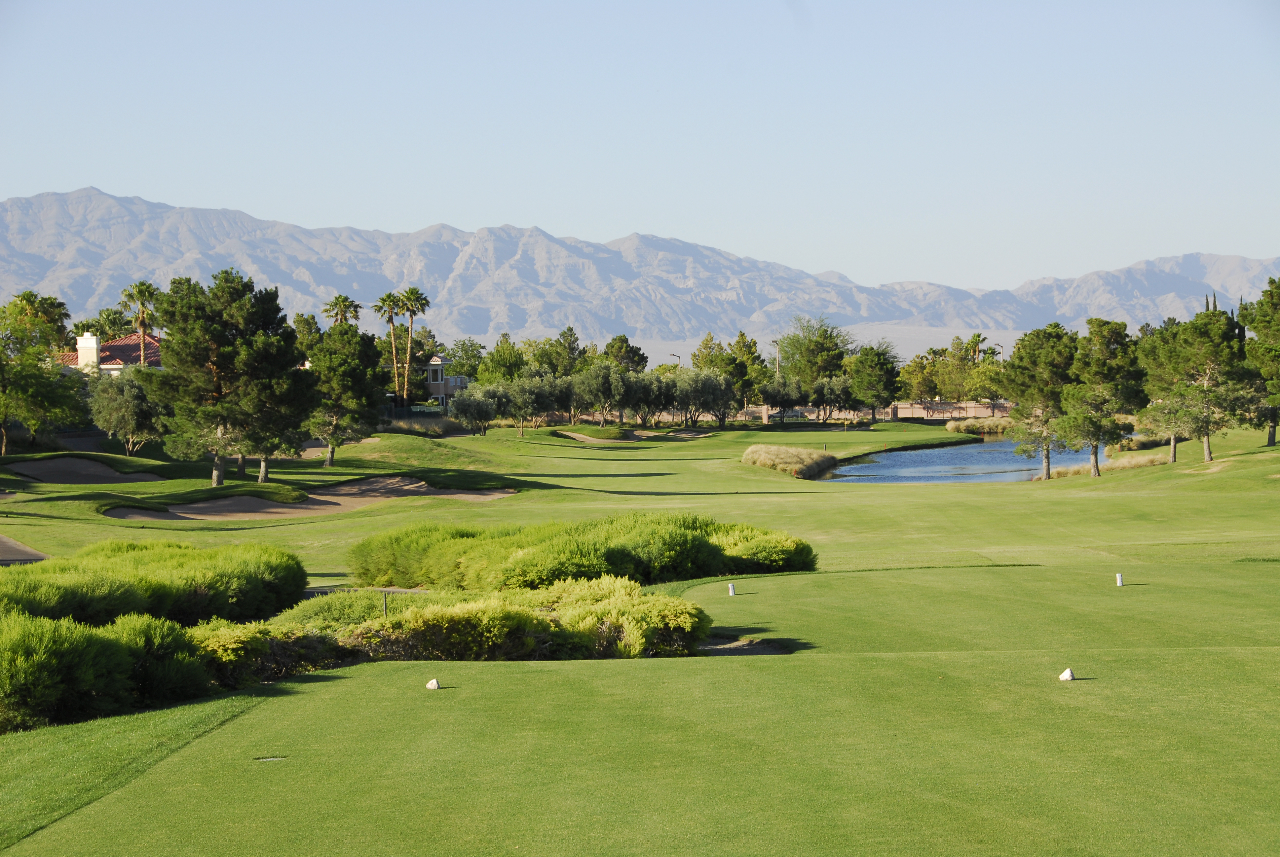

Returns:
826,439,1107,484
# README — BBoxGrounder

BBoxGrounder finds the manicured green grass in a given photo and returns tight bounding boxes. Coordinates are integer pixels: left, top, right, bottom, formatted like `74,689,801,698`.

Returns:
2,423,1279,854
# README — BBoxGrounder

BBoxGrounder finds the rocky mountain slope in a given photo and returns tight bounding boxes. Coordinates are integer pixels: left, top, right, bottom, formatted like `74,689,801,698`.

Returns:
2,188,1275,341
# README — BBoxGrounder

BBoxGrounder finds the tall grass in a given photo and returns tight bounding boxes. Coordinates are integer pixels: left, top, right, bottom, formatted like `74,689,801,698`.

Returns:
387,416,465,437
945,417,1015,435
0,541,308,626
1041,452,1169,479
741,444,837,479
347,513,817,590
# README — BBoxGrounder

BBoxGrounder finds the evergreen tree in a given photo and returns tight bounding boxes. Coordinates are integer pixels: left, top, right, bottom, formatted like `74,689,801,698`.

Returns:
1000,323,1079,479
1240,277,1280,446
844,341,899,422
604,334,648,372
293,313,323,359
150,270,306,485
1053,318,1146,476
1138,306,1251,462
304,322,388,466
777,316,851,393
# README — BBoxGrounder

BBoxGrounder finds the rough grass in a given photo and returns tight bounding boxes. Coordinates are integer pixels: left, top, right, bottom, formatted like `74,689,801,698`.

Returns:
1044,451,1169,479
946,416,1015,435
741,443,838,478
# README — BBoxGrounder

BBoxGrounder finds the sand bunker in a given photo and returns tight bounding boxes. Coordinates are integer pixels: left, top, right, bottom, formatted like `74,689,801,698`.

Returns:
299,438,381,459
0,534,47,565
6,458,162,484
104,476,513,521
558,431,634,444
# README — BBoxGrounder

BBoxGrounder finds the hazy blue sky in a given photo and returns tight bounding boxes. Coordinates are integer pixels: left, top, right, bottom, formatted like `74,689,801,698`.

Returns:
2,1,1277,290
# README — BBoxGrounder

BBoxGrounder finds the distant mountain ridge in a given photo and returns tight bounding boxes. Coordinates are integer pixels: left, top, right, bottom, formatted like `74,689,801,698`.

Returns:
1,188,1275,342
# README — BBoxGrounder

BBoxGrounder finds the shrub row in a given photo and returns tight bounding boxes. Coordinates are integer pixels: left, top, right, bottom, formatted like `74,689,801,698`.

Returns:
293,575,709,660
0,608,347,733
346,513,817,590
0,541,308,626
741,444,838,479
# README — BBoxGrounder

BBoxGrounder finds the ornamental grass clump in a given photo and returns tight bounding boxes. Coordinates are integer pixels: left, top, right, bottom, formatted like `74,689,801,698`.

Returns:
346,513,816,590
0,541,308,626
741,444,838,479
945,417,1015,435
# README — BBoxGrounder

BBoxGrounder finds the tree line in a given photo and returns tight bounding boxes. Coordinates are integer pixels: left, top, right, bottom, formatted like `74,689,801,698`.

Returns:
6,270,1279,484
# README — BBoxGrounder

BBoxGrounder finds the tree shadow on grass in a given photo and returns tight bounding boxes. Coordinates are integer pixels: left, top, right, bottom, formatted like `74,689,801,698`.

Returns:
705,625,816,654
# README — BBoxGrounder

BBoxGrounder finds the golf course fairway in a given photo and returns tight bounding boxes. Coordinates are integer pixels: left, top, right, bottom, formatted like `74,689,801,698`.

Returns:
2,422,1277,855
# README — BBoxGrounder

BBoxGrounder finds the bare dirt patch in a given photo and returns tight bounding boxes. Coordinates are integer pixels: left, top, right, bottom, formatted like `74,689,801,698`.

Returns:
104,476,513,521
6,458,162,484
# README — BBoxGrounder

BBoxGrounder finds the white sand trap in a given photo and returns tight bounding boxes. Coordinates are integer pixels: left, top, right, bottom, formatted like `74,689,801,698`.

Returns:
299,437,381,460
0,533,47,564
104,476,513,521
558,431,634,444
6,458,162,484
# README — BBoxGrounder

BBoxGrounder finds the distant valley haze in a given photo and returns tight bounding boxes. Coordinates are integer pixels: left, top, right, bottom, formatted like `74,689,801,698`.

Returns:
3,187,1276,358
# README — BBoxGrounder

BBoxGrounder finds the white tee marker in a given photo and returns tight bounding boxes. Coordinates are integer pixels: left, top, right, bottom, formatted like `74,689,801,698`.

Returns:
1116,573,1124,586
728,583,736,596
1059,668,1075,681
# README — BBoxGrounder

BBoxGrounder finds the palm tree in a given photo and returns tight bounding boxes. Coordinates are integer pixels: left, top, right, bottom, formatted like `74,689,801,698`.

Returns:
397,287,429,400
118,280,160,366
321,295,361,326
14,290,72,345
372,292,405,403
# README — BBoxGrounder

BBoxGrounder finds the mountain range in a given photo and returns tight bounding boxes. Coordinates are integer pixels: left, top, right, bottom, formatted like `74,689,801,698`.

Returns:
2,188,1276,346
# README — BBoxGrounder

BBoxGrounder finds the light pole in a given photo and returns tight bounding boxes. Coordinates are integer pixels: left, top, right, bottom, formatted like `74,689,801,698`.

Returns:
993,343,1005,361
770,340,780,379
670,353,682,367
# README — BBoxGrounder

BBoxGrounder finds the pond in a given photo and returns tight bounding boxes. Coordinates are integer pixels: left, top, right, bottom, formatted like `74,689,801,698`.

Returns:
824,439,1106,484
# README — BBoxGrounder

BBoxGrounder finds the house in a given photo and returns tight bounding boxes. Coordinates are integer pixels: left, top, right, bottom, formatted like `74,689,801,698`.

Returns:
422,354,469,406
58,333,162,375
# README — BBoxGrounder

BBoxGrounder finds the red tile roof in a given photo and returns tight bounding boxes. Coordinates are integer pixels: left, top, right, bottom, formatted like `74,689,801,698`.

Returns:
61,333,163,369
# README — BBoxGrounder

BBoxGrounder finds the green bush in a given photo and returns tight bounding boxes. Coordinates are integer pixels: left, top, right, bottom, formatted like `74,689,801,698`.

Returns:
0,541,308,626
335,575,709,660
348,513,817,590
188,620,351,689
0,611,213,732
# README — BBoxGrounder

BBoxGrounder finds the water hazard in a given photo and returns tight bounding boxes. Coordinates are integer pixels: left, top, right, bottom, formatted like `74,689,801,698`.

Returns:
825,439,1106,484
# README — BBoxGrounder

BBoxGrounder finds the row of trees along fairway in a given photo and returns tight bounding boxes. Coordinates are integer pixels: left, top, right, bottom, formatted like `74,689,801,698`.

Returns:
89,272,388,484
994,292,1273,478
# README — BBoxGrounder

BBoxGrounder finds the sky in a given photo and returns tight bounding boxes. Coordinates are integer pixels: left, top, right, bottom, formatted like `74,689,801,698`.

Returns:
2,1,1278,292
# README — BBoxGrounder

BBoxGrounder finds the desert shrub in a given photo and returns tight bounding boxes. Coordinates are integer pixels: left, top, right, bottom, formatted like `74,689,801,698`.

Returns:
0,541,308,626
945,417,1014,435
0,611,214,732
741,444,837,479
348,514,817,590
108,613,209,706
0,612,133,731
336,575,709,660
188,620,350,689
